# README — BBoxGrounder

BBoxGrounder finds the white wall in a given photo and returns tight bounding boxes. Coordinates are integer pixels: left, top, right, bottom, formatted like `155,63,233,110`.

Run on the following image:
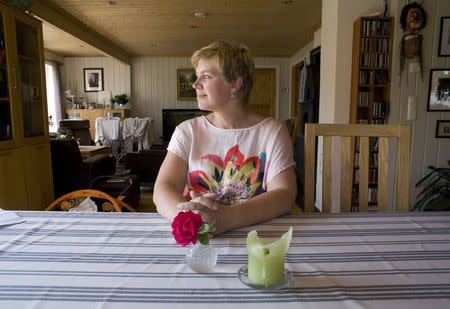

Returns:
314,29,321,48
44,51,64,63
319,0,450,209
390,0,450,203
320,0,383,123
130,56,291,143
62,57,130,108
319,0,392,211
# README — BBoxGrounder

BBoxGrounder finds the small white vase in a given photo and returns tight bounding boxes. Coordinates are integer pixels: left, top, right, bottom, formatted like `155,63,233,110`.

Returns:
186,242,217,273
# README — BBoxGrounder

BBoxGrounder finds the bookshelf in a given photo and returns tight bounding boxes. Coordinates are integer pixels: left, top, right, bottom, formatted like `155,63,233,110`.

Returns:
349,16,394,211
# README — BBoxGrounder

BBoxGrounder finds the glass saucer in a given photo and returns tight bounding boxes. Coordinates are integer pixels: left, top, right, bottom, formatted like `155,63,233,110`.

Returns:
238,265,294,290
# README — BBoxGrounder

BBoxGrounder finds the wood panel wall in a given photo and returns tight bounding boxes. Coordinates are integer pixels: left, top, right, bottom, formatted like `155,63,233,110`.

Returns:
390,0,450,204
130,56,291,144
62,57,130,108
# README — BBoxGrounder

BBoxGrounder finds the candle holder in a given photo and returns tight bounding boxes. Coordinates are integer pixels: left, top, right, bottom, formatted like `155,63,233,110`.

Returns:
238,265,293,290
238,227,293,289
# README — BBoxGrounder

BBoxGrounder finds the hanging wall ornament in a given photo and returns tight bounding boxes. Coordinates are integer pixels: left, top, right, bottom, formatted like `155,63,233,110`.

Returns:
400,1,427,79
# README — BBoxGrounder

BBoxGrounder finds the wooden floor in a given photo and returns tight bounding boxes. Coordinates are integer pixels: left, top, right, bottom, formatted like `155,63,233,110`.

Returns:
134,191,157,212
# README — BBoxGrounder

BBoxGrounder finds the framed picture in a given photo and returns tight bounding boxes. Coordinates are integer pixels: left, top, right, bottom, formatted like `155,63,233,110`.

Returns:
84,68,104,92
427,69,450,111
177,68,197,100
435,120,450,138
438,17,450,57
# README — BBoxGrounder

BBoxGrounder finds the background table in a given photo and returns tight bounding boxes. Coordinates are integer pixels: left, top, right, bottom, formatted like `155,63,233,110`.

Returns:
78,145,111,158
0,211,449,308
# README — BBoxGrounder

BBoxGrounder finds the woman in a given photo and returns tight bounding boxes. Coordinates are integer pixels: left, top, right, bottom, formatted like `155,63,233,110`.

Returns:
154,41,296,235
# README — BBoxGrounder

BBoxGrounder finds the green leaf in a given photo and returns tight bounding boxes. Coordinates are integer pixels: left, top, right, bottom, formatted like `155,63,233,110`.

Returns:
198,223,210,234
198,233,209,245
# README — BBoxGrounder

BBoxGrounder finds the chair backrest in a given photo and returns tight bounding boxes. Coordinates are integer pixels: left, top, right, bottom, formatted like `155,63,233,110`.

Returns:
59,119,93,145
122,117,153,152
50,138,83,197
49,139,116,198
304,124,411,213
46,189,122,212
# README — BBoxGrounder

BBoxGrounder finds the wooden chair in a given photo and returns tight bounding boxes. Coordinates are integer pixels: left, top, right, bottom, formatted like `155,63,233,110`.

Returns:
46,189,136,212
304,124,411,213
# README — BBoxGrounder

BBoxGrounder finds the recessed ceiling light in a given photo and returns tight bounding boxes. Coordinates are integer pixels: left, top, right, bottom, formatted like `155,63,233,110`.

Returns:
194,11,207,18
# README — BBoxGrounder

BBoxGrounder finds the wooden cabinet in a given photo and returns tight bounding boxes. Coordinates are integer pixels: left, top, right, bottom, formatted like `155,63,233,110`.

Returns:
65,108,130,138
0,148,28,208
0,3,53,210
349,17,393,211
23,143,54,210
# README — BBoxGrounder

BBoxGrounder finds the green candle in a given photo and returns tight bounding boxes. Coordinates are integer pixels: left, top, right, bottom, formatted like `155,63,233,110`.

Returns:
246,227,292,286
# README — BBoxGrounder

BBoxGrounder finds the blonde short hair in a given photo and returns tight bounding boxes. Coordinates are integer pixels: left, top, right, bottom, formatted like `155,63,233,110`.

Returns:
191,40,255,105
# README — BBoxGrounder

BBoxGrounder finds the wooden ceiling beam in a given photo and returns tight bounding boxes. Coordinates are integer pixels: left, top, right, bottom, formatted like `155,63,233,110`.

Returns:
31,0,130,64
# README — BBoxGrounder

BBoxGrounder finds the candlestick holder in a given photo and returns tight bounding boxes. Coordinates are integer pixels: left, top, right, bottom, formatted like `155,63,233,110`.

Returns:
238,265,293,290
239,226,293,289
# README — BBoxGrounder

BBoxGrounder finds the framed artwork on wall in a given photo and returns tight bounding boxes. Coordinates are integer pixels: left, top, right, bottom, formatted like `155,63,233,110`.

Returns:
177,68,197,100
84,68,104,92
438,17,450,57
427,69,450,111
435,120,450,138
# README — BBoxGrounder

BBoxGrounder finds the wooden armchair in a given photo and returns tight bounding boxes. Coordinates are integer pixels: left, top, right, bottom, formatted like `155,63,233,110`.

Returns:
46,189,135,212
304,124,411,213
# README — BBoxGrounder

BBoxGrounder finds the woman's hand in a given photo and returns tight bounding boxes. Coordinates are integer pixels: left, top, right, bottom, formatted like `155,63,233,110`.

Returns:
176,191,220,232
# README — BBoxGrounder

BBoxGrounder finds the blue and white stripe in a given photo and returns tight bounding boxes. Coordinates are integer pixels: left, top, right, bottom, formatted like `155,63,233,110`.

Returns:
0,211,449,308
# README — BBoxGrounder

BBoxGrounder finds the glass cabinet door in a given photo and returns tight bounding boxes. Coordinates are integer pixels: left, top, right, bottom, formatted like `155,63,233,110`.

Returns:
0,13,13,142
15,19,44,138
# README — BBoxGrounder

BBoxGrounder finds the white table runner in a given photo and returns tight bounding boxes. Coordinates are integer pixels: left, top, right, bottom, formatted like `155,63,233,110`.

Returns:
0,211,449,308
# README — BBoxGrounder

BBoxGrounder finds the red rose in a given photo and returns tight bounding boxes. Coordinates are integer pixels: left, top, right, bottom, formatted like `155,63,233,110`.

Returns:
171,211,204,246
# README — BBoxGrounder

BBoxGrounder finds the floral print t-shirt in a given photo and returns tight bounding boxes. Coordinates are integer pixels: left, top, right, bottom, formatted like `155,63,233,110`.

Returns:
167,116,295,205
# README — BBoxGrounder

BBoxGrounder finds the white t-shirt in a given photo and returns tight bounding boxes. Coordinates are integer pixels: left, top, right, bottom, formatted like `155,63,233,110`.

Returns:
167,116,295,205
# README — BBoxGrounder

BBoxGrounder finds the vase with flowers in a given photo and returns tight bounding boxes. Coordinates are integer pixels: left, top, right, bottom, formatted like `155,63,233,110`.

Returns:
171,210,217,273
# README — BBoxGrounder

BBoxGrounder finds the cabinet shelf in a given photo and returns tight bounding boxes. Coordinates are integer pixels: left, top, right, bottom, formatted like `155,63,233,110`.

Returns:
352,202,379,205
353,183,378,186
18,54,38,62
350,16,393,211
360,35,391,38
360,66,388,70
0,2,53,210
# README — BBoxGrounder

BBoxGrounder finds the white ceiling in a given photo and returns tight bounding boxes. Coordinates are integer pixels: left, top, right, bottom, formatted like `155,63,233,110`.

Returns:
41,0,322,58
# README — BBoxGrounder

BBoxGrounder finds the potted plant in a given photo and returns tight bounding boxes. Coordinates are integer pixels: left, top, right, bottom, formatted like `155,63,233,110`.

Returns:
412,161,450,211
111,93,129,107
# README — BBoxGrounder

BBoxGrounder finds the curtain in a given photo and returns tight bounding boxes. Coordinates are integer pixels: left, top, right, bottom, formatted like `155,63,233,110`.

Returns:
45,60,64,132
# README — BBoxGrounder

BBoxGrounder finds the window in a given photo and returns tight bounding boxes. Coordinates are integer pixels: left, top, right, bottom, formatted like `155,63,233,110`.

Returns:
45,61,62,133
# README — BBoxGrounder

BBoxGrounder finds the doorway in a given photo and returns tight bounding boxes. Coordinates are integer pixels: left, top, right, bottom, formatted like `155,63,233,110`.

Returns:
294,46,321,209
247,68,276,117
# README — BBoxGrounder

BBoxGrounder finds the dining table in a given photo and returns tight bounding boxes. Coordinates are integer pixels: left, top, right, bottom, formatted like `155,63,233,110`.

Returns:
0,210,449,308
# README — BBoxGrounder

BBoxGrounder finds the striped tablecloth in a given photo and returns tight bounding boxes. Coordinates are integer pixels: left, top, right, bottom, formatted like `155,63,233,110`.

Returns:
0,211,449,309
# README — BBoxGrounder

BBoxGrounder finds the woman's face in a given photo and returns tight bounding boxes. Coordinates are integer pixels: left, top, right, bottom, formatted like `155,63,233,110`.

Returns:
193,58,234,111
